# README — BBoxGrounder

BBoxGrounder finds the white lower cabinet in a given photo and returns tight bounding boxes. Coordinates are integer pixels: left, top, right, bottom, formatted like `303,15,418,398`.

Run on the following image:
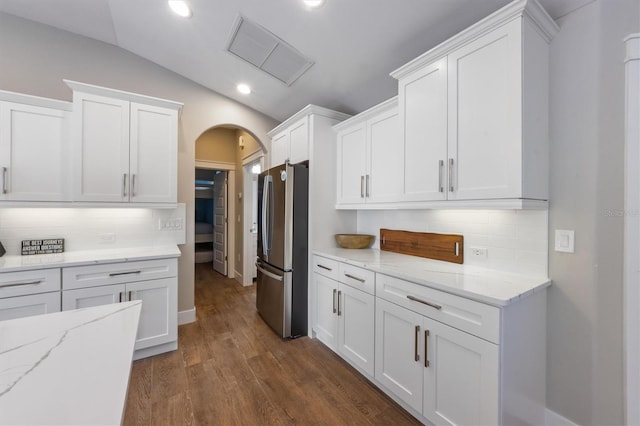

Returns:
312,256,375,376
62,258,178,358
0,292,61,321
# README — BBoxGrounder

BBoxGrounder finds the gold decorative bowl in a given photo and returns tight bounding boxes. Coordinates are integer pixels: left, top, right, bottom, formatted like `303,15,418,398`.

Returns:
335,234,375,249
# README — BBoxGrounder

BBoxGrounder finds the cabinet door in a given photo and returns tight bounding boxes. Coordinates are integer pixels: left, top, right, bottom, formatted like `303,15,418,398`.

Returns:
336,123,367,205
312,273,338,351
447,20,521,200
0,292,61,321
270,131,289,167
367,109,402,203
288,118,308,164
128,277,177,351
0,102,69,201
62,284,125,310
130,103,178,203
375,297,424,413
72,92,130,202
423,318,499,426
400,58,448,202
337,283,375,376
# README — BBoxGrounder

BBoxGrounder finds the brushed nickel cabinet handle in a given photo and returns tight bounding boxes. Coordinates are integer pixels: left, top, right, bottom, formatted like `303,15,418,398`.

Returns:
333,289,337,314
438,160,444,193
317,264,332,271
366,174,370,198
2,167,7,194
337,290,342,316
449,158,455,192
424,330,430,368
414,325,420,362
128,291,133,301
407,295,442,311
0,280,43,289
119,292,123,303
344,273,365,283
108,270,142,277
131,174,136,197
360,176,365,198
123,173,128,197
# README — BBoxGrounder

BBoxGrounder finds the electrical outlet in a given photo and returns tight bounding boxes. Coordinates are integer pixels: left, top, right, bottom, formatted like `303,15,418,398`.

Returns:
470,246,488,259
158,218,184,231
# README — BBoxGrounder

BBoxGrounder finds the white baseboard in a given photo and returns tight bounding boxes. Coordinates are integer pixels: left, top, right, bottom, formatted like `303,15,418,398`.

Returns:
178,307,196,325
546,408,578,426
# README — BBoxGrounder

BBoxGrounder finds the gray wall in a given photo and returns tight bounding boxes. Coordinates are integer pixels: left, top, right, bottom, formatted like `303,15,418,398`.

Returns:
548,1,639,424
0,13,278,313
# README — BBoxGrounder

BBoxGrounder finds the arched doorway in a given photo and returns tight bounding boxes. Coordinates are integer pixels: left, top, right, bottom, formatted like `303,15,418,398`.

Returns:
194,125,266,286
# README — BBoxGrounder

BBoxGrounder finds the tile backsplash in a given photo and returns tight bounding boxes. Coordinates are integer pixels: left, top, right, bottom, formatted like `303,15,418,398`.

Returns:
357,209,548,276
0,205,186,256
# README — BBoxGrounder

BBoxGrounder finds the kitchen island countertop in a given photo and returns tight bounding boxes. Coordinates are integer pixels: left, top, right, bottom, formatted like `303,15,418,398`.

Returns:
0,300,141,425
313,248,550,307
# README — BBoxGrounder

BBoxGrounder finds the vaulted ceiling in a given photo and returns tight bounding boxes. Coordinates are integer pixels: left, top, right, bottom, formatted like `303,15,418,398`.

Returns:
0,0,591,121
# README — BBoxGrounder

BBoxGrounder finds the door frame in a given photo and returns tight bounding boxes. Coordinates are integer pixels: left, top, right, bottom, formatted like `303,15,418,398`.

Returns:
242,151,264,286
195,160,235,279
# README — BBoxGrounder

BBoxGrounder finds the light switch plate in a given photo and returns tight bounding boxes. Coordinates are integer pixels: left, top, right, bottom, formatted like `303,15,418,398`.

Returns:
555,229,575,253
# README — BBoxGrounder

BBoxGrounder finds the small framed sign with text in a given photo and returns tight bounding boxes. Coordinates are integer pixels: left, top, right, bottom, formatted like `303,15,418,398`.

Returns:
22,239,65,255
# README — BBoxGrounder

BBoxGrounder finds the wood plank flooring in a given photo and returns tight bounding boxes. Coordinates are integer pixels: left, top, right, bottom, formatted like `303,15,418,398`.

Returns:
124,263,421,425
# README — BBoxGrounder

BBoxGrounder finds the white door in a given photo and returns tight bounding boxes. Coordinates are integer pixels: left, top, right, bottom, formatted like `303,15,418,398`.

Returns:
288,118,308,164
337,283,375,376
375,297,424,413
62,284,125,310
129,103,178,203
270,131,289,167
423,318,499,426
367,108,402,203
447,19,521,200
0,292,61,321
72,92,130,202
336,124,367,205
0,102,70,201
128,278,177,350
312,273,338,351
400,58,448,202
213,171,228,276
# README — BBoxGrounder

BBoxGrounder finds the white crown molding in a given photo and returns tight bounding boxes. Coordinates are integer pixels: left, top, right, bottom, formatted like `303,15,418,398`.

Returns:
333,96,398,131
267,104,351,137
0,89,72,111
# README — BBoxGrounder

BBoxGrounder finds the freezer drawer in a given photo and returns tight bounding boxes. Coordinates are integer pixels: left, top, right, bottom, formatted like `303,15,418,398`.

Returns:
256,261,292,338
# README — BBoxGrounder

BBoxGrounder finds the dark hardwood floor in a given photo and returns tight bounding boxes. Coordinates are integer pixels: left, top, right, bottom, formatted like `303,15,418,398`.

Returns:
124,263,421,425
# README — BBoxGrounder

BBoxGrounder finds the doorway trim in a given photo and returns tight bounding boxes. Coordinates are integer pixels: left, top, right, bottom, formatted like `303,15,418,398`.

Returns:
242,151,264,286
195,161,236,280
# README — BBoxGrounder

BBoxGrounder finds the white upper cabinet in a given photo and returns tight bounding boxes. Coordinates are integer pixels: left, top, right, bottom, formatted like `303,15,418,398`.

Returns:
269,117,308,167
391,0,558,208
335,97,402,208
0,92,71,202
66,80,181,205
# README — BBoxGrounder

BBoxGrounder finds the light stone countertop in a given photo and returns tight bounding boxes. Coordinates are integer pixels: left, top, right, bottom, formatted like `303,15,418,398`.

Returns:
0,301,142,425
0,245,181,273
313,248,550,307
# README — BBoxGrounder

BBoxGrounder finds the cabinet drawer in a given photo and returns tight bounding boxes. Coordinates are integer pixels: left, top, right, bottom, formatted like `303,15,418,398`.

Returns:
0,268,61,298
63,258,177,290
376,274,500,343
0,291,61,321
339,263,375,295
312,255,340,280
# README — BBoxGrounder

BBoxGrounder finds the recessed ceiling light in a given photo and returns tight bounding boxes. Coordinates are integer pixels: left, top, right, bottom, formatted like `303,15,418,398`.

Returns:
303,0,324,8
237,83,251,95
168,0,192,18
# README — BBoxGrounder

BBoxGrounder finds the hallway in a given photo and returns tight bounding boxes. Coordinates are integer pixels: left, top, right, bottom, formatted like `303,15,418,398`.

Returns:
124,263,420,425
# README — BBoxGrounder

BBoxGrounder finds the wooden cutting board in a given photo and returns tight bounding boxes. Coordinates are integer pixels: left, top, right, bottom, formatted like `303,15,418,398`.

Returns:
380,229,464,264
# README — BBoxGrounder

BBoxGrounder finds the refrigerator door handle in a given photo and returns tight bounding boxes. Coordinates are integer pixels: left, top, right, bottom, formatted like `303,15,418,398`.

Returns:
256,263,283,281
267,175,274,254
261,175,273,257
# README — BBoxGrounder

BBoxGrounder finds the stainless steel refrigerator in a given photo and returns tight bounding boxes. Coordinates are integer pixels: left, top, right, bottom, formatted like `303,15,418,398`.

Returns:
256,163,308,338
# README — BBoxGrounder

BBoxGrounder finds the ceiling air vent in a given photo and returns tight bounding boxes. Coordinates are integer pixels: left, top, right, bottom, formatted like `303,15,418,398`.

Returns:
226,16,314,86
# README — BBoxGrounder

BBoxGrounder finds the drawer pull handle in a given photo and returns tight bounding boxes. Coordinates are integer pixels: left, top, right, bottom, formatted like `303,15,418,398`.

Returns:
344,273,365,283
108,270,142,277
0,280,43,289
317,264,332,271
414,325,420,362
407,295,442,311
424,329,430,368
332,289,337,314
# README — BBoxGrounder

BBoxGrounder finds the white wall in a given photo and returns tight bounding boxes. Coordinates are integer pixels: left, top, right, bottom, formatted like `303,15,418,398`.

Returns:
357,209,548,276
547,1,639,425
0,13,279,313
